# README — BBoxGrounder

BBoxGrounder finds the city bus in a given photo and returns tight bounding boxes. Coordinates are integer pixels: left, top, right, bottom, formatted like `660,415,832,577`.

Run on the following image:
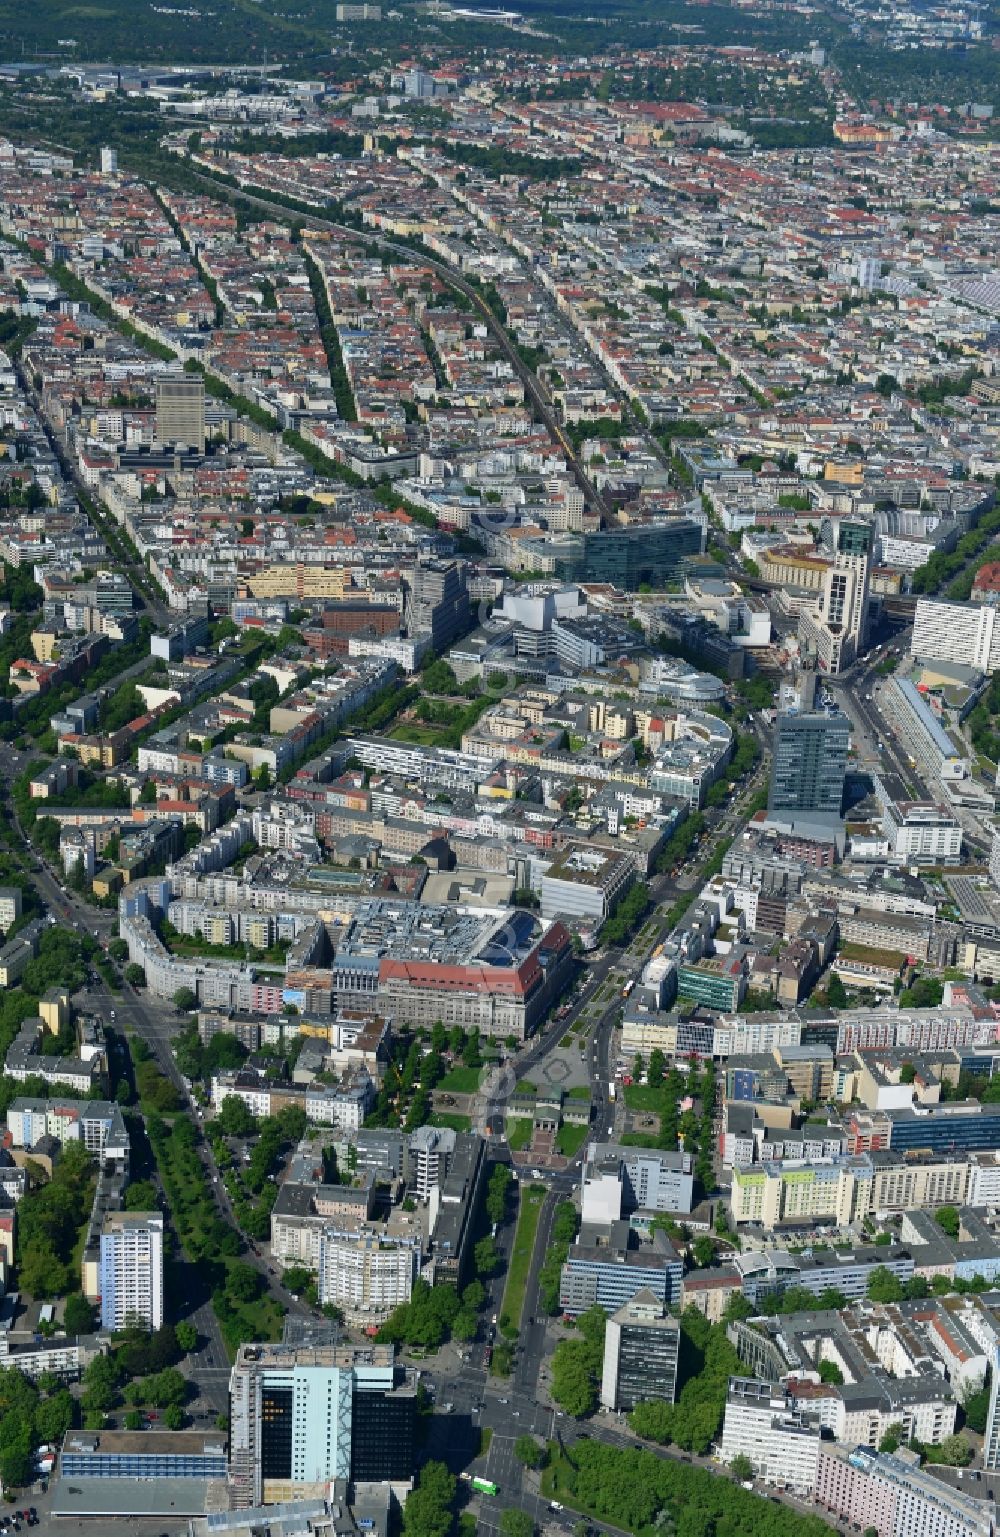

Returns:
472,1478,499,1497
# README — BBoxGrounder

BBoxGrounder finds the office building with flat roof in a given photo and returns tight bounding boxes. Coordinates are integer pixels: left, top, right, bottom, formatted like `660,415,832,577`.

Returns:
768,709,849,822
601,1289,680,1411
228,1339,415,1509
560,1223,682,1315
155,374,205,446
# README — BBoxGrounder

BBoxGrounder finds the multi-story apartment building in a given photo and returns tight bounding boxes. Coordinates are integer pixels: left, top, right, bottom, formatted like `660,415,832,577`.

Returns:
211,1069,374,1131
731,1156,867,1228
728,1307,958,1450
407,1125,462,1202
799,522,870,674
98,1212,164,1331
879,791,962,866
317,1227,420,1321
729,1152,972,1229
272,1129,483,1300
984,1345,1000,1471
404,560,470,651
0,887,21,931
270,1176,378,1270
720,1378,821,1492
814,1443,992,1537
6,1096,130,1172
732,1244,915,1307
155,375,205,446
911,595,1000,674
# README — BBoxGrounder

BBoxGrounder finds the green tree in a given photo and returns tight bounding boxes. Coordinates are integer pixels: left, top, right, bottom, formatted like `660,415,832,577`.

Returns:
175,1321,197,1353
730,1453,754,1481
551,1310,606,1419
691,1235,715,1268
173,987,197,1013
935,1205,960,1238
204,1032,248,1076
866,1265,904,1304
0,1442,33,1490
401,1459,456,1537
551,1339,598,1416
163,1402,185,1430
899,976,944,1010
452,1308,478,1342
486,1165,512,1226
124,1180,158,1212
462,1279,486,1311
63,1292,95,1334
81,1351,121,1414
961,1381,990,1433
281,1266,312,1295
500,1513,535,1537
140,1367,187,1408
514,1433,546,1468
474,1235,498,1277
217,1095,257,1137
818,1360,844,1385
935,1433,973,1466
124,963,146,987
879,1423,904,1453
629,1400,675,1443
226,1262,262,1304
826,971,849,1008
34,1386,75,1445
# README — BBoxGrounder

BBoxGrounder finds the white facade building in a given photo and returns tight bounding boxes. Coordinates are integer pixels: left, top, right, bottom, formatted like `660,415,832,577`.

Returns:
99,1212,164,1331
720,1378,821,1491
316,1227,419,1321
881,799,962,865
912,597,1000,674
967,1153,1000,1208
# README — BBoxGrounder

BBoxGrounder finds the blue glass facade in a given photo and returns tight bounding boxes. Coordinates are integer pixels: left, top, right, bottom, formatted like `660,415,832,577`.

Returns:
60,1451,227,1479
888,1107,1000,1155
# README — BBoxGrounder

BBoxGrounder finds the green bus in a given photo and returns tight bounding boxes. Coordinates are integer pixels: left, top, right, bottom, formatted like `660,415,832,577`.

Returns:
472,1477,498,1496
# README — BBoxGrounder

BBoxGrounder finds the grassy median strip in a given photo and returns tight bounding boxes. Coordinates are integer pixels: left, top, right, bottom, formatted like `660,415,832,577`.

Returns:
501,1184,546,1330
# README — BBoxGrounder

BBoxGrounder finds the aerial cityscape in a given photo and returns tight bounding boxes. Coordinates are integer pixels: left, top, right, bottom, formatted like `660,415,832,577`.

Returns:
0,1,996,1534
